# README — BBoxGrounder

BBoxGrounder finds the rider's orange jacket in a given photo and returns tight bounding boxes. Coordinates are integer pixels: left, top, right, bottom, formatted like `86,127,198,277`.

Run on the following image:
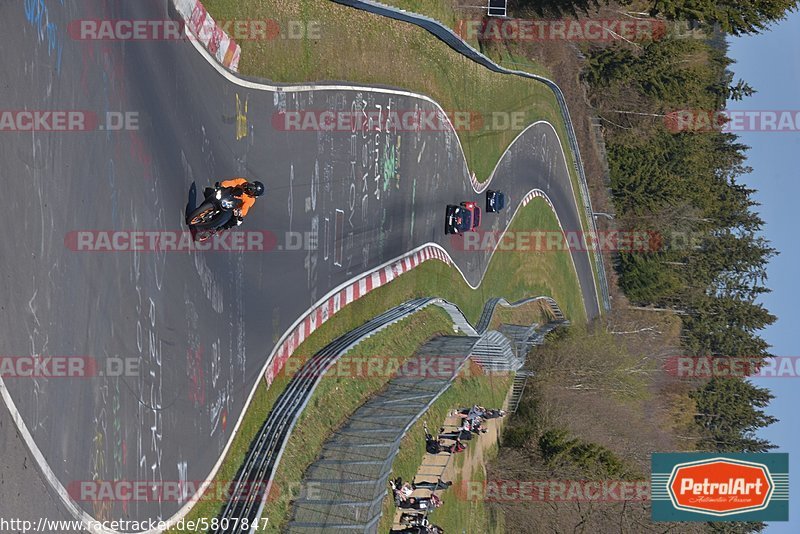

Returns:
220,178,256,217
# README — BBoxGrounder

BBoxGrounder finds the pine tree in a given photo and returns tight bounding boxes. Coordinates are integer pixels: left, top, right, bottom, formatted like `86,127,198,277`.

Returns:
727,79,757,101
651,0,799,35
690,378,777,452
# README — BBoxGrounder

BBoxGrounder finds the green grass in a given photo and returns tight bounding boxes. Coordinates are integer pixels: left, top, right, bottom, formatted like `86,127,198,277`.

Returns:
171,306,454,533
256,306,458,532
169,373,292,530
377,371,511,533
169,196,582,531
202,0,602,305
378,0,461,28
203,0,564,182
427,450,505,534
488,299,551,331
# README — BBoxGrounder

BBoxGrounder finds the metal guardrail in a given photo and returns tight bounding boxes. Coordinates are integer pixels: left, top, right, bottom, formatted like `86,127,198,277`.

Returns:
213,299,437,533
475,296,565,334
288,336,479,532
330,0,611,312
212,295,566,532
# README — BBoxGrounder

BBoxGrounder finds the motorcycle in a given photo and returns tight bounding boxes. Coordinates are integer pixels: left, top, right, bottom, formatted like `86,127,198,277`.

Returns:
186,185,242,241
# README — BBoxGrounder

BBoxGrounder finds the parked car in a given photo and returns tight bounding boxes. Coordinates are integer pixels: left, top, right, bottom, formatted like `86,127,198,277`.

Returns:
445,201,481,234
486,190,506,213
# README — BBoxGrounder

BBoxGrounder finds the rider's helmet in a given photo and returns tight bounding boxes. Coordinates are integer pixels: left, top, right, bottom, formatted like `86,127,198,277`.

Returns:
243,181,265,197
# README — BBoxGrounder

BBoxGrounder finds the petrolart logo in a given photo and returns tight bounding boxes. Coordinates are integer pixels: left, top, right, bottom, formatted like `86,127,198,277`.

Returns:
651,453,789,522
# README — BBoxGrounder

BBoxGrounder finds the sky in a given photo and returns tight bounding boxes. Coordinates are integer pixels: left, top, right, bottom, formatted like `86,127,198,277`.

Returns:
727,11,800,532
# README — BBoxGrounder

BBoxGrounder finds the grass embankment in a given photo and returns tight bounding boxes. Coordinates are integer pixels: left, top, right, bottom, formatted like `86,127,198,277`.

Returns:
377,0,463,31
174,305,454,532
171,197,582,531
302,0,599,288
488,299,552,332
377,371,511,533
258,305,458,531
204,0,564,182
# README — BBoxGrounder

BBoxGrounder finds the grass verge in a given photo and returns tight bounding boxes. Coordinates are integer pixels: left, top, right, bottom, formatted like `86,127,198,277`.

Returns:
203,0,563,182
172,306,454,533
258,305,458,531
170,196,581,531
488,299,551,332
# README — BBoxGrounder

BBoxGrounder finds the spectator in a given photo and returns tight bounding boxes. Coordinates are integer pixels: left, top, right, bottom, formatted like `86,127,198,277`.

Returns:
438,429,472,441
390,525,443,534
470,419,488,435
399,511,428,527
456,406,505,420
390,477,414,504
398,494,442,511
412,478,452,492
425,422,455,454
444,439,466,454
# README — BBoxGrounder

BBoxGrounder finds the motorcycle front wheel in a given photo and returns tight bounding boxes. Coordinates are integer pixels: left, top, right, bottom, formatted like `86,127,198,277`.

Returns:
188,203,217,226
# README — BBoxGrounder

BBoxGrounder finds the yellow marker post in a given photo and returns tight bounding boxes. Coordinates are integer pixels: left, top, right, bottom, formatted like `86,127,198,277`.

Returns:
236,94,248,140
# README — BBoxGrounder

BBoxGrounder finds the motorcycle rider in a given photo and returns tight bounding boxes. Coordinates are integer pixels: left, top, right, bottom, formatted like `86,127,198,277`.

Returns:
204,178,265,229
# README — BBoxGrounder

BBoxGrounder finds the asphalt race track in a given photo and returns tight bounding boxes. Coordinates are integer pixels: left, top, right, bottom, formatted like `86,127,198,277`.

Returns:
0,0,598,528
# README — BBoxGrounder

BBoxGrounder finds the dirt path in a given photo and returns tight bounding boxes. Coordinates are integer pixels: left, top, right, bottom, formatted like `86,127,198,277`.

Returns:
391,398,509,530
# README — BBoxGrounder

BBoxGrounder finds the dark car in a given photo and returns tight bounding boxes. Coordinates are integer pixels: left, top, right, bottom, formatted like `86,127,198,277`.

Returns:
445,201,481,234
486,190,506,213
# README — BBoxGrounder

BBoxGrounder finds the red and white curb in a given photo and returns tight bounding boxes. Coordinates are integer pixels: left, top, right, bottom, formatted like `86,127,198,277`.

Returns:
521,189,555,210
470,171,489,193
264,189,575,386
264,245,451,385
174,0,241,71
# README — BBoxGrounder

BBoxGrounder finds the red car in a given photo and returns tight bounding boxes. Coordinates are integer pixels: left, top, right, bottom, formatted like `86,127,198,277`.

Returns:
445,201,481,234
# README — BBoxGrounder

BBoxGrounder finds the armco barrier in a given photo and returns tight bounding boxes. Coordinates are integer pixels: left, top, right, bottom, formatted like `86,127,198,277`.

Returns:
215,296,565,532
